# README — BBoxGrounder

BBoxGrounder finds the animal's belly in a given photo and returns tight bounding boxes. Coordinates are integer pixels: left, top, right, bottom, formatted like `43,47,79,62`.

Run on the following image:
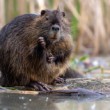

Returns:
30,62,68,84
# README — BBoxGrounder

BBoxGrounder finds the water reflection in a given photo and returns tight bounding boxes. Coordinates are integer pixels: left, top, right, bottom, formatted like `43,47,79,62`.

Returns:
0,93,110,110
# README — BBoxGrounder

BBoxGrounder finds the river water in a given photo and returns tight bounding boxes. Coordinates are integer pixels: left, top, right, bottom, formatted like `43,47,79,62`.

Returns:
0,92,110,110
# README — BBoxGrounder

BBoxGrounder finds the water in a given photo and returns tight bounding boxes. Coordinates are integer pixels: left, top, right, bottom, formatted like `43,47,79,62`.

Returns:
0,93,110,110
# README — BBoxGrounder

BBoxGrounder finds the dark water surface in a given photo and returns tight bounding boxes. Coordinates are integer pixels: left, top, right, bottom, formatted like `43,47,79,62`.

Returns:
0,93,110,110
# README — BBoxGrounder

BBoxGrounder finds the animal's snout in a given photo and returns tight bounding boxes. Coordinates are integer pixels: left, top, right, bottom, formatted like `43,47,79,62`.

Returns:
51,24,60,32
49,24,61,41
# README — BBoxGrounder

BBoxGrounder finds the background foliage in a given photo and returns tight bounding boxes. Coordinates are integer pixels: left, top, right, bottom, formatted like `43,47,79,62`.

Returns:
0,0,110,55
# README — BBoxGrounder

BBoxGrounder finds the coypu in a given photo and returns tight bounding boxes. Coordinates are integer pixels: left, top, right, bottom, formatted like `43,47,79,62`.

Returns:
0,9,74,91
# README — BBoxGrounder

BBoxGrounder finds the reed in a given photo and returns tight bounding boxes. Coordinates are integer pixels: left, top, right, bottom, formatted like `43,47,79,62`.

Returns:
0,0,110,55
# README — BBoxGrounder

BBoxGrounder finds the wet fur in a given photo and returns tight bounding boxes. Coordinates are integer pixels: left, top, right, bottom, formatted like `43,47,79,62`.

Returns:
0,10,73,86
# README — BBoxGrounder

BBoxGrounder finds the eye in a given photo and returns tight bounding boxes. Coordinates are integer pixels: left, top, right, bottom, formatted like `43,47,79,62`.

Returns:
46,16,49,20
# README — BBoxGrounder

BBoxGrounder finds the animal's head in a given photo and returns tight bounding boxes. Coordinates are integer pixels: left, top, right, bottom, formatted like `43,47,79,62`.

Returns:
36,9,70,43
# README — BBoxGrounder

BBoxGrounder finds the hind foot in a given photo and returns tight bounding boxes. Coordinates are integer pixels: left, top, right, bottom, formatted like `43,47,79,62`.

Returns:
26,81,51,91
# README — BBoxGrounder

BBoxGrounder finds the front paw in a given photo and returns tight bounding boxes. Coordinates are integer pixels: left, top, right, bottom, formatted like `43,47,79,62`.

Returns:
51,77,66,85
38,37,46,49
47,53,55,63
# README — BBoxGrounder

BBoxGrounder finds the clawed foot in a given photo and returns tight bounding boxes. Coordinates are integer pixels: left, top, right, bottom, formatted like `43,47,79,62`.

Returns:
38,37,46,49
47,53,55,63
26,81,51,91
51,77,66,85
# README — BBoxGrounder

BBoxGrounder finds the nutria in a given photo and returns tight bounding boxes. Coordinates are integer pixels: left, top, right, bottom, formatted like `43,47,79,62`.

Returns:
0,9,74,91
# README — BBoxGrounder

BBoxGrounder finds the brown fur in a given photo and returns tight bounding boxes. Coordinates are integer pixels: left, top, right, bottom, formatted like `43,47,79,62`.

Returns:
0,10,74,87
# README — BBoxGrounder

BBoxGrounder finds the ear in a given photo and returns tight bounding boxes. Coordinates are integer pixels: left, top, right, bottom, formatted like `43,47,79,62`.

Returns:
41,10,46,16
62,12,65,17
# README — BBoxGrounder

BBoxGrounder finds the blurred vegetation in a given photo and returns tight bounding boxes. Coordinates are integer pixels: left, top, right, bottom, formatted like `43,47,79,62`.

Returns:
71,0,80,40
0,0,110,55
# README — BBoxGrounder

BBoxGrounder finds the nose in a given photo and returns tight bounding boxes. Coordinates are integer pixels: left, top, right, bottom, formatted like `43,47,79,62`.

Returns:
51,24,60,32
